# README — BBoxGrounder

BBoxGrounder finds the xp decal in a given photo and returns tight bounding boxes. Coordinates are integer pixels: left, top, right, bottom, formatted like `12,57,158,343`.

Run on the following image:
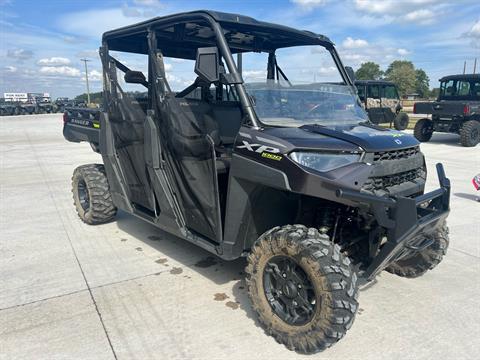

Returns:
236,140,281,154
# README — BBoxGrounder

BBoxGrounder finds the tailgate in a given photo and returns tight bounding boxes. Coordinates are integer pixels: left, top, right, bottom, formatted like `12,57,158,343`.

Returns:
414,101,465,116
63,107,101,144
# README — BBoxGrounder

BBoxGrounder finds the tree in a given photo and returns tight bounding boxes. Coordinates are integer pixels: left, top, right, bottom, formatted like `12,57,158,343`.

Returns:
355,62,383,80
429,88,440,99
415,69,430,98
384,60,416,97
75,91,103,104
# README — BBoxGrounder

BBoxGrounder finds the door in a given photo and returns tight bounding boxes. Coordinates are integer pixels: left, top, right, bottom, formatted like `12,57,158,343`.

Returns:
149,48,223,242
366,84,385,124
380,84,399,124
101,51,156,214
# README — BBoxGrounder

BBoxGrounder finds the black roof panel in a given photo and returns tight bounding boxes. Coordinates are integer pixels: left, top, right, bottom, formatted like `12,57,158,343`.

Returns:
439,74,480,81
102,10,333,58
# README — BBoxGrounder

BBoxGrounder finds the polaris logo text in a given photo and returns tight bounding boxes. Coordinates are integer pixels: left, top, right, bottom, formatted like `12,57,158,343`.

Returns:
237,140,281,154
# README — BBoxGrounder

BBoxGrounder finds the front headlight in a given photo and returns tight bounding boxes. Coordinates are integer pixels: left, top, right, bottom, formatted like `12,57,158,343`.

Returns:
289,152,361,172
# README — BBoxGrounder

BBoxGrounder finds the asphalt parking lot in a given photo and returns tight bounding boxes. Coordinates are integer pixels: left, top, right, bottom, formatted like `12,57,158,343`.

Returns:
1,114,479,360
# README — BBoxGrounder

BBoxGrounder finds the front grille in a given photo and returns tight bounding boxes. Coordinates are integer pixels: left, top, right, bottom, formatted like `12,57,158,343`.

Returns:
373,146,420,162
362,146,425,196
362,168,426,193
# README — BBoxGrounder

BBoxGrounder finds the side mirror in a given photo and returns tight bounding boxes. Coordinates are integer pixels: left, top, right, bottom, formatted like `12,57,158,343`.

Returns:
124,71,147,86
195,47,220,83
345,66,356,83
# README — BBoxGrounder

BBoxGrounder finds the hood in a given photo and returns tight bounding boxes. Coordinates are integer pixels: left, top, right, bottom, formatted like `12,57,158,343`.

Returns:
299,123,419,152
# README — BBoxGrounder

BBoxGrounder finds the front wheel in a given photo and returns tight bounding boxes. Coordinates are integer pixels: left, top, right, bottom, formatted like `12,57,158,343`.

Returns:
460,120,480,147
393,112,409,130
413,118,434,142
386,222,449,278
72,164,117,225
246,225,358,353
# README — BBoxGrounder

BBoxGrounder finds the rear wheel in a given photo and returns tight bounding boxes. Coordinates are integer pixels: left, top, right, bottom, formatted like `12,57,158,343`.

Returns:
246,225,358,353
386,222,449,278
393,112,409,130
413,118,433,142
460,120,480,147
72,164,117,225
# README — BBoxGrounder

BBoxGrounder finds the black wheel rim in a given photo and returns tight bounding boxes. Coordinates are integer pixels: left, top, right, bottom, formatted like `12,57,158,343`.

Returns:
422,124,432,136
263,256,317,326
77,180,90,211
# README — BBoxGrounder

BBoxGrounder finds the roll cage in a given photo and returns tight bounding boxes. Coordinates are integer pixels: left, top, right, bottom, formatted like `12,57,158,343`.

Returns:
100,10,354,129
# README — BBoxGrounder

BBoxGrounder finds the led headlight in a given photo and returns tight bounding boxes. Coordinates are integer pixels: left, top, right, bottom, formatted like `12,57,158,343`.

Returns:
289,152,361,172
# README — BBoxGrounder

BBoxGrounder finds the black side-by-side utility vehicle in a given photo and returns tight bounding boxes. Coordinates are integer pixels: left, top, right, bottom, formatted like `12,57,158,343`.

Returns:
63,11,450,353
355,80,409,130
414,74,480,147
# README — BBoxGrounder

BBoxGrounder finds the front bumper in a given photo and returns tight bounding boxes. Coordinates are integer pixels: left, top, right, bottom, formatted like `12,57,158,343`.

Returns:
337,163,450,281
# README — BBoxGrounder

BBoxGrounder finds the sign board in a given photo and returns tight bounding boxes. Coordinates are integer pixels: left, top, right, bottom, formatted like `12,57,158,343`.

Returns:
4,93,28,102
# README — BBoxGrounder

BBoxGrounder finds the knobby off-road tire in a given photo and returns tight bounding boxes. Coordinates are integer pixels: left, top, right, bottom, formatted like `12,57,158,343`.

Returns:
246,225,358,353
72,164,117,225
394,112,409,131
386,223,449,278
459,120,480,147
414,118,434,142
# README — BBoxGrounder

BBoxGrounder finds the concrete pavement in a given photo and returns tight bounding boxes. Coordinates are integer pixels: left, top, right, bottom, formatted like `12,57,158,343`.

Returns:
1,114,479,359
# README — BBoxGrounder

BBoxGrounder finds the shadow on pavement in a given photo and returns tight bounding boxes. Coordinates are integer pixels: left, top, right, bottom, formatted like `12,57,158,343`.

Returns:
454,192,479,201
115,210,247,286
115,210,263,327
425,133,462,147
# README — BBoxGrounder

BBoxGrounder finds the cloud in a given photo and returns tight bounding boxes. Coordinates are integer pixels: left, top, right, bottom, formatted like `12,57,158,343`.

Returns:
354,0,448,25
338,38,412,68
39,66,81,77
133,0,162,7
83,69,102,81
290,0,327,11
37,57,71,66
122,4,143,18
342,37,369,49
464,19,480,48
7,49,34,61
4,66,17,73
404,9,436,25
243,70,267,81
76,50,99,59
58,8,145,38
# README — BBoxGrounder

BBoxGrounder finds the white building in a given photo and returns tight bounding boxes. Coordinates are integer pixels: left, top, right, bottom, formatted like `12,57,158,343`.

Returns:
3,92,51,103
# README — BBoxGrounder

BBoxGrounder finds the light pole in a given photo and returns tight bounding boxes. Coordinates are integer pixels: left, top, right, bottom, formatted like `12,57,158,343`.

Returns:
80,58,91,105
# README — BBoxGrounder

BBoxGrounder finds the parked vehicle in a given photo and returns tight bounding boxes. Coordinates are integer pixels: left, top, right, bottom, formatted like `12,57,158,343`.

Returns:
63,11,450,353
0,99,19,116
36,100,55,114
355,80,409,130
55,98,86,113
413,74,480,147
18,102,37,115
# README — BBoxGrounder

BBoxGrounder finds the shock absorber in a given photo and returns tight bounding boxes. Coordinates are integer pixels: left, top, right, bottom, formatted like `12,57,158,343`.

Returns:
317,206,336,234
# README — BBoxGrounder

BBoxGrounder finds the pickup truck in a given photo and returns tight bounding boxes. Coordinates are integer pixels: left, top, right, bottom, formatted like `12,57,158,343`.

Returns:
413,74,480,147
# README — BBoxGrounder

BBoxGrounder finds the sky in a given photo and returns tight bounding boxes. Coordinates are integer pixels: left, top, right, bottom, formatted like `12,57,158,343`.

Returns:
1,0,479,99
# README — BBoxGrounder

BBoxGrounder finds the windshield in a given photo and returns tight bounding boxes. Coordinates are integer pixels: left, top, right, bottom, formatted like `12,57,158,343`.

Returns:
241,46,368,127
246,83,367,127
439,79,480,100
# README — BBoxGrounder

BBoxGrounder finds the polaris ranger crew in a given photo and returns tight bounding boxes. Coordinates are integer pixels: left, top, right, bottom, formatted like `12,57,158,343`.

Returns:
355,80,409,130
63,11,451,353
414,74,480,146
